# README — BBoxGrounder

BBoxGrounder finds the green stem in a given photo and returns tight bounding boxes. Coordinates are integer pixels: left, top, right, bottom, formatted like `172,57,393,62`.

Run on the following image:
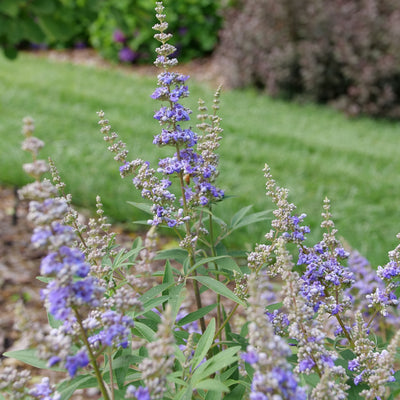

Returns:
214,303,240,341
174,143,206,333
108,348,115,400
208,211,222,337
74,309,110,400
335,313,354,348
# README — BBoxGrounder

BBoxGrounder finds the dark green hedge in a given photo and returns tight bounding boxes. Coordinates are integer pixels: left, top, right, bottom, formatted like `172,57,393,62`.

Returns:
0,0,223,63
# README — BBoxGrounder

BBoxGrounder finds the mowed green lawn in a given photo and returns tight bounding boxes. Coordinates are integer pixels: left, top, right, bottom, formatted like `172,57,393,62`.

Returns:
1,52,399,266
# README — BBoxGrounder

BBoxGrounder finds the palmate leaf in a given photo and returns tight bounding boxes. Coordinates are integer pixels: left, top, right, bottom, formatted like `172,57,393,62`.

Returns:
57,375,96,400
155,247,188,265
190,276,246,306
3,349,64,372
127,201,153,214
187,255,237,275
191,318,215,369
195,378,229,392
192,346,241,384
177,303,217,327
229,205,271,230
139,282,175,304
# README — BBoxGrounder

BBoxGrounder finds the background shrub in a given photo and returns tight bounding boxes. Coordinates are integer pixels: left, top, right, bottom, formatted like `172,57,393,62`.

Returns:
216,0,400,118
1,0,223,64
0,0,98,58
89,0,223,64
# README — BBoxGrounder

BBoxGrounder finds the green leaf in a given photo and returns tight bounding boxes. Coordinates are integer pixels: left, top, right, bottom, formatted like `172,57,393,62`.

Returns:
135,295,169,317
231,210,271,231
192,318,215,369
187,255,235,275
3,46,18,60
57,375,96,400
230,205,253,228
175,384,193,400
133,321,156,342
37,15,74,42
220,365,238,382
215,256,242,275
163,260,174,285
155,248,188,265
19,15,46,43
191,276,245,306
47,312,63,329
192,346,241,383
177,303,217,327
29,0,56,14
195,379,229,392
112,247,142,270
139,282,175,303
36,276,52,283
167,283,186,322
0,0,21,17
174,344,186,365
266,302,283,312
223,382,248,399
3,349,64,371
127,201,152,215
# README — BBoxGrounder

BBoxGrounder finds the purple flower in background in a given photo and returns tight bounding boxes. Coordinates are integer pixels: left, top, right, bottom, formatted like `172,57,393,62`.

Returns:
113,29,126,43
74,41,86,49
119,47,137,63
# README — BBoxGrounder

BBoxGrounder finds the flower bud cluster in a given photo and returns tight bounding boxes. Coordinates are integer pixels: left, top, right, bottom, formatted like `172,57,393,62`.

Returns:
20,116,48,181
29,377,61,400
274,237,349,397
17,118,137,379
297,239,353,315
99,3,225,233
366,234,400,317
242,272,306,399
0,366,31,400
248,164,310,272
348,313,400,399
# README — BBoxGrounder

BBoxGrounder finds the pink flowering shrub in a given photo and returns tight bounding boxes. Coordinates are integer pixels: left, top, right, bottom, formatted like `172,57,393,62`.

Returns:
2,2,400,399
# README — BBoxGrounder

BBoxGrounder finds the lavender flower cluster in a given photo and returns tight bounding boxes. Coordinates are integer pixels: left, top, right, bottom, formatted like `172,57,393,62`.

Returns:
245,167,400,398
12,117,139,397
99,1,224,235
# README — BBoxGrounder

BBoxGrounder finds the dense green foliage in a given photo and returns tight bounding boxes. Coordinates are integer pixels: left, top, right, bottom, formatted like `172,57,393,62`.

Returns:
216,0,400,119
1,53,399,266
0,0,223,63
0,0,98,58
90,0,223,64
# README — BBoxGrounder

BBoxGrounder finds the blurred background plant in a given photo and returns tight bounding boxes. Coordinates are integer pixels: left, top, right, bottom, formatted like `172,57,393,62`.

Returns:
3,0,400,118
215,0,400,119
0,0,98,58
89,0,223,64
1,0,223,63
